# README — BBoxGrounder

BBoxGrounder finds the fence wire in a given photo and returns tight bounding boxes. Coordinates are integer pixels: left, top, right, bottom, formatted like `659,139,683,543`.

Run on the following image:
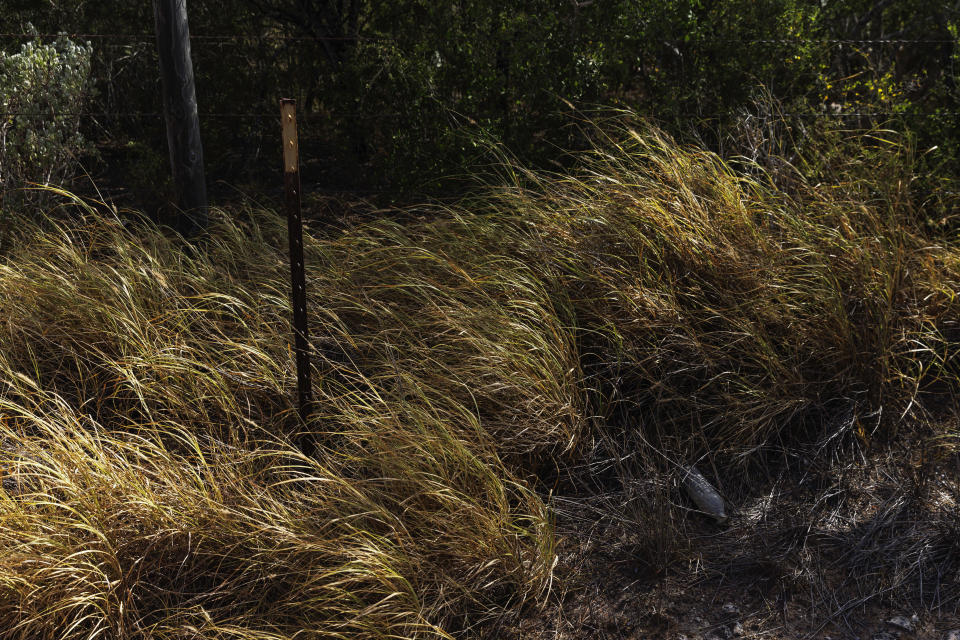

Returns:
0,32,955,45
2,111,956,121
0,31,954,133
0,32,385,42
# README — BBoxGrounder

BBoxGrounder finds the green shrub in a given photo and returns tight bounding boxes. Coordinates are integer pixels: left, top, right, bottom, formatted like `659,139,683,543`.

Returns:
0,30,94,212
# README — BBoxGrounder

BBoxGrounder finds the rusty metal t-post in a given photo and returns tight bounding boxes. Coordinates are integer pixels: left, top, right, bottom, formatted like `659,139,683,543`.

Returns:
280,99,313,425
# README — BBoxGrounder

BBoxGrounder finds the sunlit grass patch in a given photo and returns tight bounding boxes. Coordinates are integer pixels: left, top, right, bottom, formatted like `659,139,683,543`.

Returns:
0,117,958,637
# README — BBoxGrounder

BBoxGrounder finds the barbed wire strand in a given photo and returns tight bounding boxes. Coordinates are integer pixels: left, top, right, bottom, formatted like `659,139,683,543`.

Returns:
1,111,957,120
0,111,404,119
728,38,956,45
0,32,955,45
0,32,386,42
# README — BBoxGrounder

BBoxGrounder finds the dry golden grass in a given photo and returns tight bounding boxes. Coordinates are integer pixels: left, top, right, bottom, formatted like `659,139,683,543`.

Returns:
0,200,560,638
0,119,957,638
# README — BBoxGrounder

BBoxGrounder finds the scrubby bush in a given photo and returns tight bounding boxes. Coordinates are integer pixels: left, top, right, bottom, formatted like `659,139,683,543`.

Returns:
0,30,94,214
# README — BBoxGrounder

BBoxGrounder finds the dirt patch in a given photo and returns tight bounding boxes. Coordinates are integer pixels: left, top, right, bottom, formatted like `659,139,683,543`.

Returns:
509,426,960,639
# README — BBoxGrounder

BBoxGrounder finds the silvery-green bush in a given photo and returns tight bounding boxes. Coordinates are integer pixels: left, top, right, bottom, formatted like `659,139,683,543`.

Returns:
0,30,93,209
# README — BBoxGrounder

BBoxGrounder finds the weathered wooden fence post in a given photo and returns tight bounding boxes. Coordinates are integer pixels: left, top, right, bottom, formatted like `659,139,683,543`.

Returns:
280,98,313,427
153,0,208,235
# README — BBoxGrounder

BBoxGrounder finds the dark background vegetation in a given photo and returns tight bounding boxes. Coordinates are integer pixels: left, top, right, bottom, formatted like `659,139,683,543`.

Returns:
1,0,958,206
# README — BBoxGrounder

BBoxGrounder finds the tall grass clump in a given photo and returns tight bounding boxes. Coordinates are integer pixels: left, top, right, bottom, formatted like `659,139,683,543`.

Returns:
0,203,566,639
478,121,960,476
0,114,957,637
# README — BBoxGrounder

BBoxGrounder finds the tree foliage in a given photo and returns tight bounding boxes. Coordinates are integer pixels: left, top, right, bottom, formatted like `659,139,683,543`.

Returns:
0,1,956,197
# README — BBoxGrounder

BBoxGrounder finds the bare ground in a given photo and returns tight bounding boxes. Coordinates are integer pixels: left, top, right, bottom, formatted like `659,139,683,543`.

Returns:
507,419,960,640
